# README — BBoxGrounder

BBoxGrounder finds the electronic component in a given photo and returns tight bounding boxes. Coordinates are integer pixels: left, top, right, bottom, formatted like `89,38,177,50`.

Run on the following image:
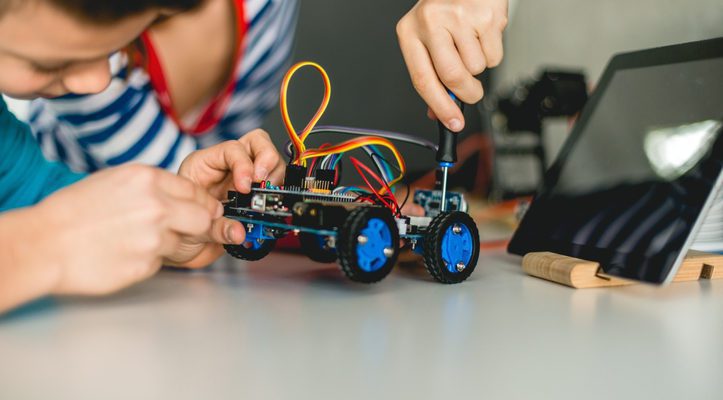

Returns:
284,164,307,190
291,202,349,229
413,189,468,218
223,61,481,285
314,169,336,190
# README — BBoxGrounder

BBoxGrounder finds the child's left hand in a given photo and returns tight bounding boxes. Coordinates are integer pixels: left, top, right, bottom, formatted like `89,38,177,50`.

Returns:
168,129,286,268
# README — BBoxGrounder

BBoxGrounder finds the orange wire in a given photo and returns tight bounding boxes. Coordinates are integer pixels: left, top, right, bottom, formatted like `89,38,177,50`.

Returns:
279,61,406,190
299,137,406,191
279,61,332,165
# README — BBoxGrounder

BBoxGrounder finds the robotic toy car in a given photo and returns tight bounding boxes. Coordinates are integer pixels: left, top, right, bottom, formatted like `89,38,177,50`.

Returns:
223,62,480,284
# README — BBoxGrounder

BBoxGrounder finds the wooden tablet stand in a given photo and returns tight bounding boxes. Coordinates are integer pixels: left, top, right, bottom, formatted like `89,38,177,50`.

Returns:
522,250,723,289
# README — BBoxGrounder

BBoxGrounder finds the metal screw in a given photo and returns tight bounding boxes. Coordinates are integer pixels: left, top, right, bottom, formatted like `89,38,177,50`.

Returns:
383,248,394,258
257,238,265,245
456,262,466,272
452,224,462,234
410,239,417,250
357,235,368,245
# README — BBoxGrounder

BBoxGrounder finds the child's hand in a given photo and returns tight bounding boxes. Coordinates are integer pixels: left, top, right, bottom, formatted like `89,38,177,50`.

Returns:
30,165,222,296
174,129,286,267
397,0,508,132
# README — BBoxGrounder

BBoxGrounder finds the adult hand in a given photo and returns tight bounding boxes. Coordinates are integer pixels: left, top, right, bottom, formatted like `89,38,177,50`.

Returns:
397,0,508,132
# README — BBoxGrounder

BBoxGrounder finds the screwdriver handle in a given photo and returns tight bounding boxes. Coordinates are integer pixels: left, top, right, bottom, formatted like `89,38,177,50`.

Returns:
436,92,464,164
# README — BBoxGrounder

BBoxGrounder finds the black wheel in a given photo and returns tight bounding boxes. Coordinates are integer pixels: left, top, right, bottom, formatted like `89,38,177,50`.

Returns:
300,232,337,263
423,212,480,284
337,207,400,283
224,239,276,261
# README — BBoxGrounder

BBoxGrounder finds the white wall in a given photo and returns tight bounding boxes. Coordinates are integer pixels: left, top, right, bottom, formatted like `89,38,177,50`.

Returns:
495,0,723,166
498,0,723,87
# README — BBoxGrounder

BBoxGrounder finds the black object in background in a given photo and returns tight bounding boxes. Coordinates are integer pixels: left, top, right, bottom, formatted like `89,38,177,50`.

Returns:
489,69,589,199
508,37,723,284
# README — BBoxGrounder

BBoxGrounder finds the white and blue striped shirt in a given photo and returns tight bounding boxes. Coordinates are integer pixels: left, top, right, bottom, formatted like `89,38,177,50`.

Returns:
30,0,298,173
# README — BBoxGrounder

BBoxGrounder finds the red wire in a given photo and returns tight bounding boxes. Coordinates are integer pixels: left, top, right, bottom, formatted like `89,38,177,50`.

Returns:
350,157,400,213
351,158,392,210
353,157,396,199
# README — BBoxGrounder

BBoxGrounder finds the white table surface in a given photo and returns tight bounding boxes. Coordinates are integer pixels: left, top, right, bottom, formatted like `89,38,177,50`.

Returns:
1,250,722,400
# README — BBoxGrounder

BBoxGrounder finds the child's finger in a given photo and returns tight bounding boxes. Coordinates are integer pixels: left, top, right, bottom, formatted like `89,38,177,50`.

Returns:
268,160,287,186
208,140,254,193
480,27,504,68
427,107,437,121
451,27,487,76
398,34,465,132
424,29,484,104
178,141,254,193
157,172,223,218
243,129,283,182
162,196,214,237
206,217,247,245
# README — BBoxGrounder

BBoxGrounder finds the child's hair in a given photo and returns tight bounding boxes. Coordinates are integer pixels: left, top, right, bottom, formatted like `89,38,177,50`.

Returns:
0,0,204,23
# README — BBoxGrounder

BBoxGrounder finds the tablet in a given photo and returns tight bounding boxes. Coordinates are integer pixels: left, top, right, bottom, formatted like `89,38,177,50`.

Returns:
507,37,723,284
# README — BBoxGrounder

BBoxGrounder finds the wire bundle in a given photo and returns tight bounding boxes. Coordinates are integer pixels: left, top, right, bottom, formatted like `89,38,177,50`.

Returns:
280,62,411,208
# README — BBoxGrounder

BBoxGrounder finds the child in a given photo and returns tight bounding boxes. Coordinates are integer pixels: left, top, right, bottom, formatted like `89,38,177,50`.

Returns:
30,0,298,175
0,0,507,313
29,0,507,174
0,0,285,313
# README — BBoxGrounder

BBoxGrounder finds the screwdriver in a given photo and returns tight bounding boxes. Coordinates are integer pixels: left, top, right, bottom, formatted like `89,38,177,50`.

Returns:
437,91,464,212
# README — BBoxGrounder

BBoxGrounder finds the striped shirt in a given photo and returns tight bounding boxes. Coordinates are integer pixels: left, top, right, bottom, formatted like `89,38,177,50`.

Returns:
29,0,299,173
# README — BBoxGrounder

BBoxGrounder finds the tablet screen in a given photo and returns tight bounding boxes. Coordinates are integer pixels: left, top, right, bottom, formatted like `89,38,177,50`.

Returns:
508,46,723,283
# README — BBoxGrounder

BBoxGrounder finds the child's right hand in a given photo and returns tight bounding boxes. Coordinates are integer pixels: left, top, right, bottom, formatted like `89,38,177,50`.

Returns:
31,164,222,296
397,0,508,131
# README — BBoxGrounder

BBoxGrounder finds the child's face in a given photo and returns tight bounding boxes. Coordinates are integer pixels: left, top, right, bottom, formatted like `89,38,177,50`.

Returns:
0,2,162,100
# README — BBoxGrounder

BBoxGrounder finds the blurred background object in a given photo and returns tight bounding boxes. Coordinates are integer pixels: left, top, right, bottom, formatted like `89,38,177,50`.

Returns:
487,69,588,199
265,0,723,195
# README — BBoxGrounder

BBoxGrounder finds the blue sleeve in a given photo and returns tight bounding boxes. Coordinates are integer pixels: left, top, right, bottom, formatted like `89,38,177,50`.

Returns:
0,99,86,212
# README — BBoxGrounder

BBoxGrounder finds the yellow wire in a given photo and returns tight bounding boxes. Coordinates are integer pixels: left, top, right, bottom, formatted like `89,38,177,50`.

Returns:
280,61,407,193
299,137,406,190
280,61,332,165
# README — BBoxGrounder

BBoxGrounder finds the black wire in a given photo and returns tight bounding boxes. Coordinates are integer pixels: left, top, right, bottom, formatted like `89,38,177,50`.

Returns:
370,151,402,174
367,151,390,184
398,180,411,216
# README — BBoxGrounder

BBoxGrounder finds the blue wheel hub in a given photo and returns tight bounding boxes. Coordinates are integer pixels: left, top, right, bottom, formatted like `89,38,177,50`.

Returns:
244,223,273,249
441,223,473,274
356,218,393,272
316,235,335,253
